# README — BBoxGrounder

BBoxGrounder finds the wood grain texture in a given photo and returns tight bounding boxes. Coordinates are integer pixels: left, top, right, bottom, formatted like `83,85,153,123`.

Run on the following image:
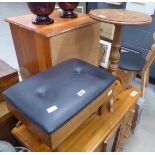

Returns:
7,10,100,79
0,60,19,101
12,123,53,152
0,101,10,123
50,22,100,67
108,25,122,75
6,101,52,148
6,10,97,37
115,105,136,151
10,24,52,79
89,9,152,25
0,101,19,145
11,81,141,152
51,82,115,149
59,85,140,152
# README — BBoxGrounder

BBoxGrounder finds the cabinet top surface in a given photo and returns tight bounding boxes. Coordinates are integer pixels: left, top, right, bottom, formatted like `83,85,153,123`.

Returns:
6,10,97,37
89,9,152,25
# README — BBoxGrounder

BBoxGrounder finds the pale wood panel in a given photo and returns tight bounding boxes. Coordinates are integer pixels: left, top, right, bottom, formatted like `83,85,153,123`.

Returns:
59,86,140,152
7,11,100,79
10,24,52,79
50,23,100,67
12,123,53,152
51,82,115,149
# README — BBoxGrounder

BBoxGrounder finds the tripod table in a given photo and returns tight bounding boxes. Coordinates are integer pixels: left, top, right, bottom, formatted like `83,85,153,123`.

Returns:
89,9,152,75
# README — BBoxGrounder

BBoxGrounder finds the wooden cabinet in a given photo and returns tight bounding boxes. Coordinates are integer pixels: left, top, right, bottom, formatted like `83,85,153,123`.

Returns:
0,102,18,145
0,60,19,102
114,105,136,151
0,60,19,145
94,104,137,152
6,10,100,79
102,127,119,152
11,81,141,152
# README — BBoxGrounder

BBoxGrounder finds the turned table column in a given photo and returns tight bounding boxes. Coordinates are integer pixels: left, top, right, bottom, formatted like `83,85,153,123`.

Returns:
110,25,122,74
89,9,152,75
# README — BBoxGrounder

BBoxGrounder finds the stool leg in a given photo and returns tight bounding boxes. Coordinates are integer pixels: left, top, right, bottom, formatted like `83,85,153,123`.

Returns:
145,69,150,87
98,105,104,115
118,69,134,85
109,97,114,113
141,71,147,98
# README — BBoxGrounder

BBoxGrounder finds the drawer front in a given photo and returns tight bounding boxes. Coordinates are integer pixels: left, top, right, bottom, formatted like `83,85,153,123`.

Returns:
115,105,136,151
0,74,19,102
0,74,18,90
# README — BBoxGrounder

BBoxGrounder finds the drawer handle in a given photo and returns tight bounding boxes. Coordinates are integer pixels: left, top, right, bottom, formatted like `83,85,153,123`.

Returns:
127,122,132,127
130,109,135,114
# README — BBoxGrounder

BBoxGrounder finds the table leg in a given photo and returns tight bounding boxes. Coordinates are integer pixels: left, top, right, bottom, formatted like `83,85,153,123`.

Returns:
109,25,122,75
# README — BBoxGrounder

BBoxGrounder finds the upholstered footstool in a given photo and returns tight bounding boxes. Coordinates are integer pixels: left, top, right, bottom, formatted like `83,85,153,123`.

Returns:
3,59,116,149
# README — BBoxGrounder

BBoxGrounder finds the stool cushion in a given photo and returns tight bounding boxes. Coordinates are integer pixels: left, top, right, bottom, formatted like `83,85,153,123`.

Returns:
3,59,116,134
119,52,146,71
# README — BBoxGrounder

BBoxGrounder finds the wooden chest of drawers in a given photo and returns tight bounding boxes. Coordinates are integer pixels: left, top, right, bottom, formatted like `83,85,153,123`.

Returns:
0,60,19,102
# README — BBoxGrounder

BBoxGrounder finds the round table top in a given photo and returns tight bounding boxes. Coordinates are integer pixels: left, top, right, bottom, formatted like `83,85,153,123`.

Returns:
89,9,152,25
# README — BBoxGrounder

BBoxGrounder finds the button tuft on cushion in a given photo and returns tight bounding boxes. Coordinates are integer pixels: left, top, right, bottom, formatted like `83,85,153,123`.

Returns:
74,67,83,74
36,89,47,97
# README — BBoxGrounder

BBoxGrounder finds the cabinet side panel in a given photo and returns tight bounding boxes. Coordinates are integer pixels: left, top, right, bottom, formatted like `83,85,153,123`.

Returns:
10,24,28,78
34,34,52,71
10,24,52,79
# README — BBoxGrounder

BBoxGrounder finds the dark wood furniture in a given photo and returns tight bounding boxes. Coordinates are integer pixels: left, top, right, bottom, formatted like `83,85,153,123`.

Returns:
0,102,18,146
89,9,152,75
11,81,141,152
0,60,19,145
6,10,100,80
0,60,19,102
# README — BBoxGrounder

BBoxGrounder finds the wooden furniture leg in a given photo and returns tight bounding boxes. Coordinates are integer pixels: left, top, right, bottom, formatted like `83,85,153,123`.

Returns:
141,70,147,97
117,69,134,85
98,105,104,115
145,68,149,87
109,25,122,75
110,98,114,113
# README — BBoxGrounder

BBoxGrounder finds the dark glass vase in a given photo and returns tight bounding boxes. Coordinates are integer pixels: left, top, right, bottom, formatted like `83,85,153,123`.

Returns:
58,2,79,18
27,2,55,25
